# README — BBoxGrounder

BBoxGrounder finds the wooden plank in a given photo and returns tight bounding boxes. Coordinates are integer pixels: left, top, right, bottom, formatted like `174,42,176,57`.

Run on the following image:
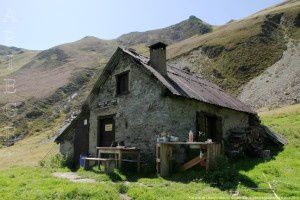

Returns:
159,144,173,177
206,143,221,171
121,159,138,163
85,157,116,161
180,156,205,171
156,144,160,175
206,144,212,171
96,146,139,150
157,142,211,145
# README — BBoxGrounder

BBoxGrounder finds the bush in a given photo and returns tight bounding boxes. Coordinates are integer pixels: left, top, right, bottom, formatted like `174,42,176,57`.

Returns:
204,155,238,189
39,154,72,169
117,183,129,194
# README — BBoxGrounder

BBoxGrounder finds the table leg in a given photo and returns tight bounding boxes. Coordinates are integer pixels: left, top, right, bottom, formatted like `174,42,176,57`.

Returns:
137,153,140,173
114,153,118,168
84,159,89,170
118,152,122,169
98,151,101,169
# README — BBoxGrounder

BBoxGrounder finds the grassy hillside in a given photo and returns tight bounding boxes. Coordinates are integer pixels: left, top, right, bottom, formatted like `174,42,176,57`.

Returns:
0,46,38,78
0,104,299,199
168,0,300,95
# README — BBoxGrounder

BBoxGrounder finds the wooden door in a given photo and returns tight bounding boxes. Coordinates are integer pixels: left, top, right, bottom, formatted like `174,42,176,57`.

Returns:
98,117,115,147
74,114,90,167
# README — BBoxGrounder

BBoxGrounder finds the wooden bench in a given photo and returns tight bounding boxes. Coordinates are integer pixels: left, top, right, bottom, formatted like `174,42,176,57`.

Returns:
84,157,117,173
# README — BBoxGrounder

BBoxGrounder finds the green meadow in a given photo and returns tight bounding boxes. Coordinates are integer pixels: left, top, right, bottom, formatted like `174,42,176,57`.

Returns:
0,104,299,199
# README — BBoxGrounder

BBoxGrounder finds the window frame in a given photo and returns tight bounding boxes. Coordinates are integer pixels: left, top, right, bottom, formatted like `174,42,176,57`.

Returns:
115,71,130,96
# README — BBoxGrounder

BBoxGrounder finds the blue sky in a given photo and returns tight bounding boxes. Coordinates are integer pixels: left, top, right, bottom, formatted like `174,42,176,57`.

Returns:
0,0,283,50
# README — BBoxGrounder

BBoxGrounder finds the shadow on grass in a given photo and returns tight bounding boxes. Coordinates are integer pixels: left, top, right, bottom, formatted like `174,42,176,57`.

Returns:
77,146,284,192
87,167,125,182
165,145,284,191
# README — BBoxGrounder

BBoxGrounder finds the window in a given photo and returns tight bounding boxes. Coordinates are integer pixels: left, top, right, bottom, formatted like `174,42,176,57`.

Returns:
196,112,222,142
116,72,129,95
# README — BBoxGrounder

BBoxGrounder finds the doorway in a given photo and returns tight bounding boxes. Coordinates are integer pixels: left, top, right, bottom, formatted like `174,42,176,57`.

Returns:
204,115,218,141
98,116,115,147
196,112,222,142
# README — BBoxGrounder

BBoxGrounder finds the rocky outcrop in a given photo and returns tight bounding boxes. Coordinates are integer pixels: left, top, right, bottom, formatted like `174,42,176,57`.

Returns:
238,40,300,109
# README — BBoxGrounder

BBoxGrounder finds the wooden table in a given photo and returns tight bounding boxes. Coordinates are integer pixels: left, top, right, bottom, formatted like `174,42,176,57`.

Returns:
96,147,141,172
156,142,221,177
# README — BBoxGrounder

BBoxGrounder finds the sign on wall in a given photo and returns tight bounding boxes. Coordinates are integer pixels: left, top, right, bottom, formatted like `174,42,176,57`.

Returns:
105,124,113,132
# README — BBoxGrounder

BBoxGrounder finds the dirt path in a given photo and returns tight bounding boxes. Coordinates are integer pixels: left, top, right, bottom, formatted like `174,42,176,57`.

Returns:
52,172,96,183
53,172,132,199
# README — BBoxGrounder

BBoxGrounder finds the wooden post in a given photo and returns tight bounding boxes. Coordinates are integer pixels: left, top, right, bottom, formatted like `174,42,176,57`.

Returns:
84,158,88,170
104,160,116,173
118,151,122,169
156,144,161,175
98,151,102,169
206,144,211,172
137,151,141,172
206,143,221,171
159,143,172,177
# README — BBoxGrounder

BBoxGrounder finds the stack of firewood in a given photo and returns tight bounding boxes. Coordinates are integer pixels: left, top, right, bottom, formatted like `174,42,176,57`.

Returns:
227,126,266,158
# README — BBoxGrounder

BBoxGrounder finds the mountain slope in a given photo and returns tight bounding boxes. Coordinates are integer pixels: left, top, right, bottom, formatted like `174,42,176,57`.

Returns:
239,39,300,109
117,15,212,46
0,45,38,78
0,16,212,143
0,16,211,103
168,0,300,96
0,1,299,145
0,37,118,102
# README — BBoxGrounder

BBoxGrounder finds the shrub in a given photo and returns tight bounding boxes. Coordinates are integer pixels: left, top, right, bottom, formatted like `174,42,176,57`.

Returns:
204,155,238,189
39,153,72,169
117,183,129,194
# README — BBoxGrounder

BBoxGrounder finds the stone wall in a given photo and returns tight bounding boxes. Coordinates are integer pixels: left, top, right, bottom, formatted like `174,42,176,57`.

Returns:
89,53,168,159
89,52,250,160
165,97,249,140
59,127,75,159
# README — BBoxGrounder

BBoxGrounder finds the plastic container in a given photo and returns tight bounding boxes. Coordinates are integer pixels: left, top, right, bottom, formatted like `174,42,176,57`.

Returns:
79,154,87,167
188,131,194,142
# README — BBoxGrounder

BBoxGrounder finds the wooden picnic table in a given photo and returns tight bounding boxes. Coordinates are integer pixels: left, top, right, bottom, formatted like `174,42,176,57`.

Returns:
156,142,221,177
96,146,141,172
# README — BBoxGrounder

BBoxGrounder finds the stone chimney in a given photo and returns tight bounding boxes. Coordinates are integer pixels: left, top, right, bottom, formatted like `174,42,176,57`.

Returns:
149,42,168,76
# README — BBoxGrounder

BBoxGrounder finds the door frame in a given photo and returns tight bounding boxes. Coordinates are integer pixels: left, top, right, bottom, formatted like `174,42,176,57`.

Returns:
196,111,223,142
97,114,116,147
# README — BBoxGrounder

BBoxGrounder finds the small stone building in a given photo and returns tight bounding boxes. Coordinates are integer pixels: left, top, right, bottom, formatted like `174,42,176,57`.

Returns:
55,42,256,166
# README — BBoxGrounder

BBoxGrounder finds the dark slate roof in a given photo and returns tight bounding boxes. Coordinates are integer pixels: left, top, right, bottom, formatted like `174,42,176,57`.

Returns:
122,48,256,114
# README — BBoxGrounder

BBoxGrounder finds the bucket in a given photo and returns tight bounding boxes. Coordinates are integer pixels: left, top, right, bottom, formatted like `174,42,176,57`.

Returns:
79,154,87,167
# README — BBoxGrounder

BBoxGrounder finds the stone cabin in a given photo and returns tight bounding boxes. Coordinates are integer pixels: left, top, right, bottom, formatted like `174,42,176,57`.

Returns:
55,42,256,166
